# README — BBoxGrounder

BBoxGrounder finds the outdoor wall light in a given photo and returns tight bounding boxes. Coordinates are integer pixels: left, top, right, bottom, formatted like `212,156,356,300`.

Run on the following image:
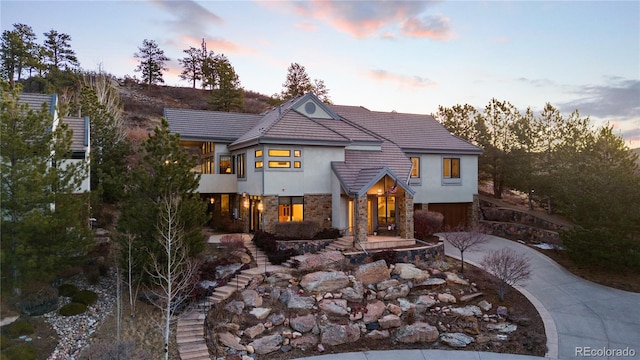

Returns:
377,188,383,196
210,197,215,204
243,199,249,208
257,202,264,211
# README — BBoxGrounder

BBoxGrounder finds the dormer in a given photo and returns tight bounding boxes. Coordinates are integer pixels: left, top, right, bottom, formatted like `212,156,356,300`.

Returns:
292,93,340,120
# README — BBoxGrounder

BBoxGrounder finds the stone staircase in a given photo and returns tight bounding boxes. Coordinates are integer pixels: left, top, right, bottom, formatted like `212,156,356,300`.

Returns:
325,237,355,251
177,235,283,360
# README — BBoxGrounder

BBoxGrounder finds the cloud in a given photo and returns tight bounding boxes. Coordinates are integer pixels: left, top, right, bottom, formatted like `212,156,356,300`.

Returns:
296,21,318,32
366,69,436,89
516,77,556,88
149,0,223,35
401,15,452,40
284,0,449,39
559,78,640,119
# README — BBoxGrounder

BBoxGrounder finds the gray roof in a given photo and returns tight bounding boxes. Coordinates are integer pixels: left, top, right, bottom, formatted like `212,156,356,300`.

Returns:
164,108,262,142
63,117,89,151
18,93,56,115
331,140,413,196
331,105,482,154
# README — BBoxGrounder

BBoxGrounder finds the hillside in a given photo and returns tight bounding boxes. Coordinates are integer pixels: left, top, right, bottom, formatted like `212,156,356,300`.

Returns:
634,147,640,167
117,82,272,129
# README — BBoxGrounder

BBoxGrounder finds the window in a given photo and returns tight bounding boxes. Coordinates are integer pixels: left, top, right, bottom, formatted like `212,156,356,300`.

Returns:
219,155,232,174
220,194,230,215
294,150,301,157
443,158,461,179
268,149,290,157
201,156,214,174
269,161,290,168
255,161,263,169
410,157,420,178
237,153,246,178
294,161,301,168
278,196,304,222
255,149,263,157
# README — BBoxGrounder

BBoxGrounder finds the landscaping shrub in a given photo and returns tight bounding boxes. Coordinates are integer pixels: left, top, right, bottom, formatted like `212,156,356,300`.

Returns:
4,319,34,339
220,234,245,250
414,210,444,240
268,248,298,265
59,302,88,316
219,217,245,233
0,335,11,350
274,220,319,240
19,283,58,316
252,231,277,253
562,228,640,273
58,283,79,297
313,227,341,240
2,343,37,360
72,290,98,306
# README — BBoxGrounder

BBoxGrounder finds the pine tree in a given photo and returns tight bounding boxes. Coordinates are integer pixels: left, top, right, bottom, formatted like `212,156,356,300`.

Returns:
280,62,313,100
42,29,79,71
209,55,244,112
134,39,169,87
178,46,202,89
1,23,37,87
1,82,90,294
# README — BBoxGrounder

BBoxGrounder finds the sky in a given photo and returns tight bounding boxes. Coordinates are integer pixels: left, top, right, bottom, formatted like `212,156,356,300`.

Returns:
2,0,639,147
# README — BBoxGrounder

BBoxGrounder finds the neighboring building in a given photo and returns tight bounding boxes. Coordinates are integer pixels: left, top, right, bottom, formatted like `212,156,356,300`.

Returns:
166,93,481,242
17,93,91,194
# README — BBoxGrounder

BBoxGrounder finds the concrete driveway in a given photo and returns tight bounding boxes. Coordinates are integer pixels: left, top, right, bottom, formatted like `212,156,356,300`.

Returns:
441,234,640,359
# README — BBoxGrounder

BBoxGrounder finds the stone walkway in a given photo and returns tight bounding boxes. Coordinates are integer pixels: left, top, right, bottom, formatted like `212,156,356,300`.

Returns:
176,234,287,360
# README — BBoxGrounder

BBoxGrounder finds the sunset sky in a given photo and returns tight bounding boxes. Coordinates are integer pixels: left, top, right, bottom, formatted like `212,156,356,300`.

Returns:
2,0,639,146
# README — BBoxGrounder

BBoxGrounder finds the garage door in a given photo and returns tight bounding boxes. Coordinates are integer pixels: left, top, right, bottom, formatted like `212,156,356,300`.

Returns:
427,203,471,229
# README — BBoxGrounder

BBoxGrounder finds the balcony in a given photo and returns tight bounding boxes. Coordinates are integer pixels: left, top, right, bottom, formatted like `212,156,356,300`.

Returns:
197,173,237,194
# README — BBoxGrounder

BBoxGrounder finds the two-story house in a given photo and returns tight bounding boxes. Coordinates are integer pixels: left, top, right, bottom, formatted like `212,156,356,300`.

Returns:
166,93,481,244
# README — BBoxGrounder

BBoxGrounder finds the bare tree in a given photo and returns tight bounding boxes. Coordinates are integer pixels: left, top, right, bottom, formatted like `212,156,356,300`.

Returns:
441,224,488,274
118,232,142,317
480,248,531,301
145,195,199,360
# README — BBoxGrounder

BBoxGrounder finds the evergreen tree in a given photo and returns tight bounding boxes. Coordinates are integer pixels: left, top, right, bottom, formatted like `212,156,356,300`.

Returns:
178,46,202,89
280,62,313,100
117,119,206,282
0,82,90,294
1,24,38,87
134,39,169,87
209,55,244,112
42,29,79,71
200,40,217,90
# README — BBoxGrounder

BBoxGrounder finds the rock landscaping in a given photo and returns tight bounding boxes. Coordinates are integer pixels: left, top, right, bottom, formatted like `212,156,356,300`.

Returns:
206,254,546,359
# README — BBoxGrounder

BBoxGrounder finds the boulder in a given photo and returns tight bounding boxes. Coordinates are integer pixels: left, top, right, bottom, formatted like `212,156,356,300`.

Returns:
453,316,480,335
300,271,350,293
224,300,245,315
487,322,517,333
242,289,263,307
250,307,272,320
290,314,316,333
438,293,457,303
445,272,469,286
376,279,400,291
415,295,436,308
496,306,508,318
340,281,364,302
355,260,390,286
378,314,402,329
319,299,349,316
450,305,482,317
287,293,316,310
440,332,475,347
218,332,246,351
395,322,439,343
268,313,286,326
365,329,390,339
248,334,283,355
291,334,318,349
245,323,266,339
298,251,346,271
363,300,385,323
231,250,252,264
460,292,483,302
383,284,410,300
413,278,446,291
393,263,430,281
320,323,361,346
478,300,492,312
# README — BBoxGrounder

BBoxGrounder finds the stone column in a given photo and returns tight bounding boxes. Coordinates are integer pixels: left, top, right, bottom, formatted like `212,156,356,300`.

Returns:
354,195,368,243
304,194,332,229
471,194,480,226
398,191,414,239
262,195,279,233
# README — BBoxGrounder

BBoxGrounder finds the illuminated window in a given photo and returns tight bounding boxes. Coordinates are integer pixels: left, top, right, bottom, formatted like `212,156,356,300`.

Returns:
294,150,301,157
268,149,291,157
443,158,460,179
294,161,301,168
237,153,246,178
269,161,290,168
219,155,232,174
201,156,214,174
221,194,230,215
255,149,263,157
410,157,420,178
255,161,263,168
278,196,304,222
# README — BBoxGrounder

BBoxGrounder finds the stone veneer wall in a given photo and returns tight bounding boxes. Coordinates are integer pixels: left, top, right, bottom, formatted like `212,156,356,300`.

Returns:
480,221,562,245
354,195,368,243
262,195,279,233
397,191,414,239
275,239,334,254
344,242,444,265
304,194,332,229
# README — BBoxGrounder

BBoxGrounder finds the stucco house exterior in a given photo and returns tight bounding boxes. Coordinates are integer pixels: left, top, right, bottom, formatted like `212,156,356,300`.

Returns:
18,93,91,194
165,93,481,243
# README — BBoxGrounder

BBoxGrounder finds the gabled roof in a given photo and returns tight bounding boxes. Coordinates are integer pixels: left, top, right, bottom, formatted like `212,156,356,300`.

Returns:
331,105,482,154
63,116,89,151
164,108,262,142
331,139,413,196
18,93,57,115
